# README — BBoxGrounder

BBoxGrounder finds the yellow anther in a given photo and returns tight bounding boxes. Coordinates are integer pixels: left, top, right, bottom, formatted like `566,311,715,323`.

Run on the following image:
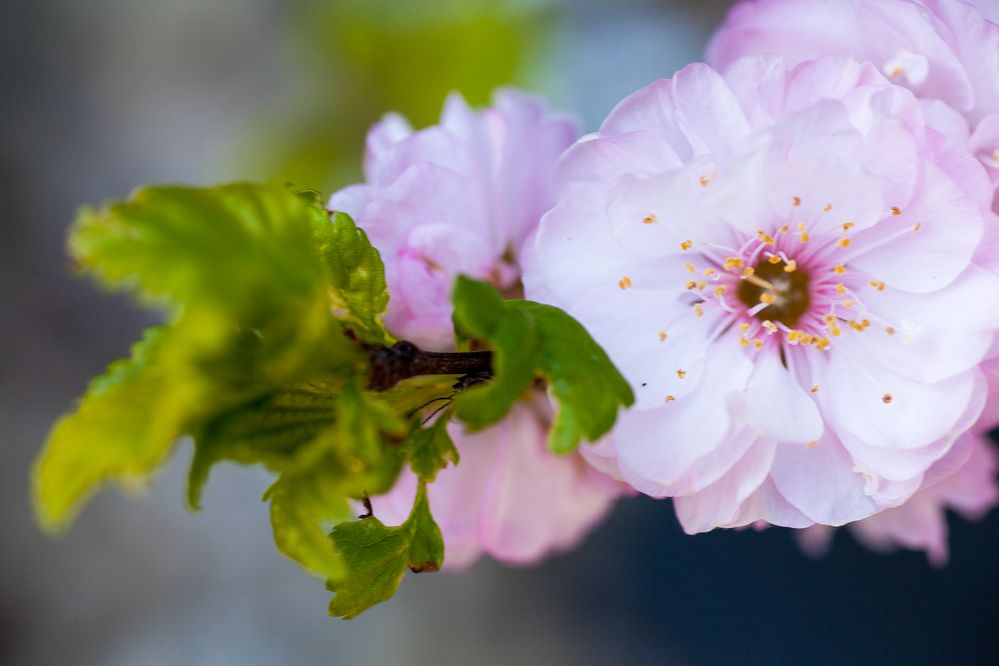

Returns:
686,280,698,290
838,237,852,248
757,229,775,244
697,281,708,290
842,300,854,308
643,213,657,225
891,206,902,217
760,292,777,305
806,440,818,449
912,222,922,232
619,276,632,290
739,322,751,333
741,266,755,278
792,195,801,207
800,333,814,345
786,330,801,344
823,203,833,212
677,369,686,379
714,285,728,297
868,279,886,291
693,303,704,317
783,260,797,272
768,254,782,264
703,267,717,276
665,394,676,402
797,222,808,232
833,264,846,275
810,385,820,393
842,221,855,232
724,257,744,270
658,330,668,342
680,240,693,251
835,283,846,295
753,339,765,350
778,224,790,234
699,174,714,188
799,233,811,243
739,336,750,347
683,262,697,273
823,313,836,324
886,326,896,335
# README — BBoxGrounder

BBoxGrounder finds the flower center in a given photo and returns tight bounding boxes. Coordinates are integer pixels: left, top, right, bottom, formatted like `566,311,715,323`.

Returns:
737,259,810,327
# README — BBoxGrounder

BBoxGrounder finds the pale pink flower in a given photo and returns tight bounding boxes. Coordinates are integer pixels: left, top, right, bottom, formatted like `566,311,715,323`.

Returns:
799,432,998,565
800,357,999,562
708,0,999,191
331,89,579,352
523,56,999,533
330,90,624,568
372,402,623,569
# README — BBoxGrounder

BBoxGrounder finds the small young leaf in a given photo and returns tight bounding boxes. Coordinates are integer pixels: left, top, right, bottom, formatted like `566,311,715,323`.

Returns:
327,483,444,619
35,183,370,531
406,412,459,482
187,381,340,509
71,183,330,312
451,276,634,453
265,470,352,579
32,327,186,531
315,211,393,344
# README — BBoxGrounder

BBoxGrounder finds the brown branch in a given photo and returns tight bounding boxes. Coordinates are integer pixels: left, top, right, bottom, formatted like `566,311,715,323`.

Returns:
366,341,493,391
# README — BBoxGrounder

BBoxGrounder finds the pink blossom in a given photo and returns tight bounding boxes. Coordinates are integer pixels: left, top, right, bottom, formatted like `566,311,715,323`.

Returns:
708,0,999,191
523,57,999,533
330,90,579,352
330,90,623,568
799,432,998,565
800,357,999,562
371,402,623,569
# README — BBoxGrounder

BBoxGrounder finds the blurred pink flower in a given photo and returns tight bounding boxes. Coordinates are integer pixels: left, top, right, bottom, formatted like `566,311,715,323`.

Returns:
330,89,579,352
330,90,624,569
708,0,999,193
523,57,999,533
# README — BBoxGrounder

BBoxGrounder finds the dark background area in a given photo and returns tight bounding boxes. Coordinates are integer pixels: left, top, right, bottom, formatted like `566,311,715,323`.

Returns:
2,1,997,664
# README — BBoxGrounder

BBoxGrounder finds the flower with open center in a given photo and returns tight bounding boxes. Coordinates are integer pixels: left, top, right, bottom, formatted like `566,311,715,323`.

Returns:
524,57,999,532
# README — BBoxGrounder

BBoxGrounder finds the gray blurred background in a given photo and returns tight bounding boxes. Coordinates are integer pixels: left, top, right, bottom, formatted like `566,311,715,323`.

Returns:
3,1,997,664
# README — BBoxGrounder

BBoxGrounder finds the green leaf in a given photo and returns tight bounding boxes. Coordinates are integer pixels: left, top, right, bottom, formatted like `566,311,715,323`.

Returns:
406,412,459,483
314,211,393,344
35,183,370,531
189,377,408,578
187,381,340,509
265,470,351,579
32,327,187,531
327,483,444,619
451,276,634,454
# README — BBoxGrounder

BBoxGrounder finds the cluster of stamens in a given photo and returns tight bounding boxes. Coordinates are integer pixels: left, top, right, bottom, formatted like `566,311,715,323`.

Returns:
618,191,922,359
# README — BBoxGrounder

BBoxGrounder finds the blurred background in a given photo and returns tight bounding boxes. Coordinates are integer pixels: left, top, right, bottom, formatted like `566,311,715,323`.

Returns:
2,0,998,664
